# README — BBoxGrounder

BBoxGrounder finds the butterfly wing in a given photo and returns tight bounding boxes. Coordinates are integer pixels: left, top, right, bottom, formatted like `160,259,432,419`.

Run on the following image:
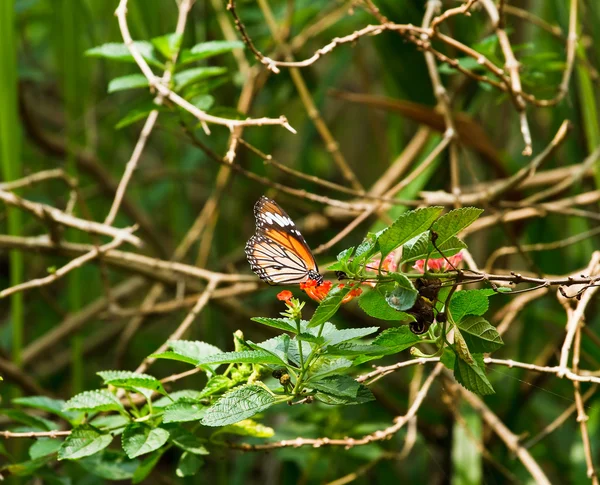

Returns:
245,196,320,285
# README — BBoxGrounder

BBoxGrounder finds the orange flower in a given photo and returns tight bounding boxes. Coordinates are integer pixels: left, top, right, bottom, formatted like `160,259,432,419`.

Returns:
277,290,293,302
300,280,362,304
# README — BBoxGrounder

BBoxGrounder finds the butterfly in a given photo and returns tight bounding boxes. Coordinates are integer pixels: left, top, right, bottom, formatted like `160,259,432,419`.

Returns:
245,196,324,286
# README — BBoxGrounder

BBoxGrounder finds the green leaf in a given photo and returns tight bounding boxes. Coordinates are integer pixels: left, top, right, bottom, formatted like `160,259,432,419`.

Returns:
314,384,374,405
377,207,443,258
385,275,418,311
108,74,149,93
2,456,52,477
64,390,124,413
308,285,353,328
310,375,369,398
249,334,290,364
0,409,56,430
115,101,164,129
441,347,456,370
189,94,214,111
58,424,113,460
449,289,495,323
454,354,494,395
168,340,223,371
13,396,76,422
458,316,504,353
322,327,379,347
132,448,165,484
163,401,207,423
176,452,204,477
432,207,483,245
373,326,422,353
195,350,284,367
219,419,275,438
173,67,227,91
122,424,170,459
29,438,62,459
85,41,163,68
325,343,392,356
152,390,203,409
359,288,414,321
401,232,466,263
251,317,297,333
148,351,200,366
151,32,182,59
78,450,138,481
307,357,353,380
199,375,233,398
169,427,209,455
201,385,278,427
179,40,244,65
97,370,167,396
90,415,130,435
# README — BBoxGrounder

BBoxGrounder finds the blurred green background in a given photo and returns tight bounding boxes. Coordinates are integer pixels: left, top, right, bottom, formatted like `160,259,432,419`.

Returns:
1,0,600,483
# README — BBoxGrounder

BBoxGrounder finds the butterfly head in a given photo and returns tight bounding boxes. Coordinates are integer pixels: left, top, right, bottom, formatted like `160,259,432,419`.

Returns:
308,269,324,286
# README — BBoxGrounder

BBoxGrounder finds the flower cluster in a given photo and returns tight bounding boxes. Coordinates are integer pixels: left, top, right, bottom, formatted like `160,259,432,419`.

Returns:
413,251,463,273
299,280,362,303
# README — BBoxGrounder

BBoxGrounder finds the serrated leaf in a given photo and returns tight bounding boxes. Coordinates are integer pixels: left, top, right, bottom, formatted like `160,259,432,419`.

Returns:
310,375,364,398
132,448,165,484
153,390,204,408
373,326,422,352
108,74,149,93
454,354,494,395
249,334,289,364
449,289,495,323
163,401,207,423
250,317,297,333
174,67,227,91
148,351,200,366
58,425,113,460
219,419,275,438
64,390,124,413
378,207,443,258
151,32,182,59
97,370,167,396
385,275,418,311
179,40,244,65
314,384,374,405
199,375,233,398
169,340,222,364
432,207,483,245
201,385,278,427
195,350,284,367
176,452,203,477
323,327,379,347
86,41,163,68
325,343,391,356
441,347,456,370
307,357,353,380
401,232,466,263
78,450,138,480
122,424,169,459
359,288,414,321
90,414,130,435
307,285,353,328
169,427,209,455
13,396,77,422
29,439,62,459
458,316,504,353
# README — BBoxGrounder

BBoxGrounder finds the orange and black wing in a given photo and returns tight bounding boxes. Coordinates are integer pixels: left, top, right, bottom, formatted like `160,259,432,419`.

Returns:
245,196,322,285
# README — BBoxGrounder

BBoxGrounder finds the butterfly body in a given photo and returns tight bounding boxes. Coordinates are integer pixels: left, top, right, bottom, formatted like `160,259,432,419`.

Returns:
245,196,323,286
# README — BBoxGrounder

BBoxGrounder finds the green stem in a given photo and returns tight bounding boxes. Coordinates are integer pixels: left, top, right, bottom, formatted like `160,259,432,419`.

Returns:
0,0,24,369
